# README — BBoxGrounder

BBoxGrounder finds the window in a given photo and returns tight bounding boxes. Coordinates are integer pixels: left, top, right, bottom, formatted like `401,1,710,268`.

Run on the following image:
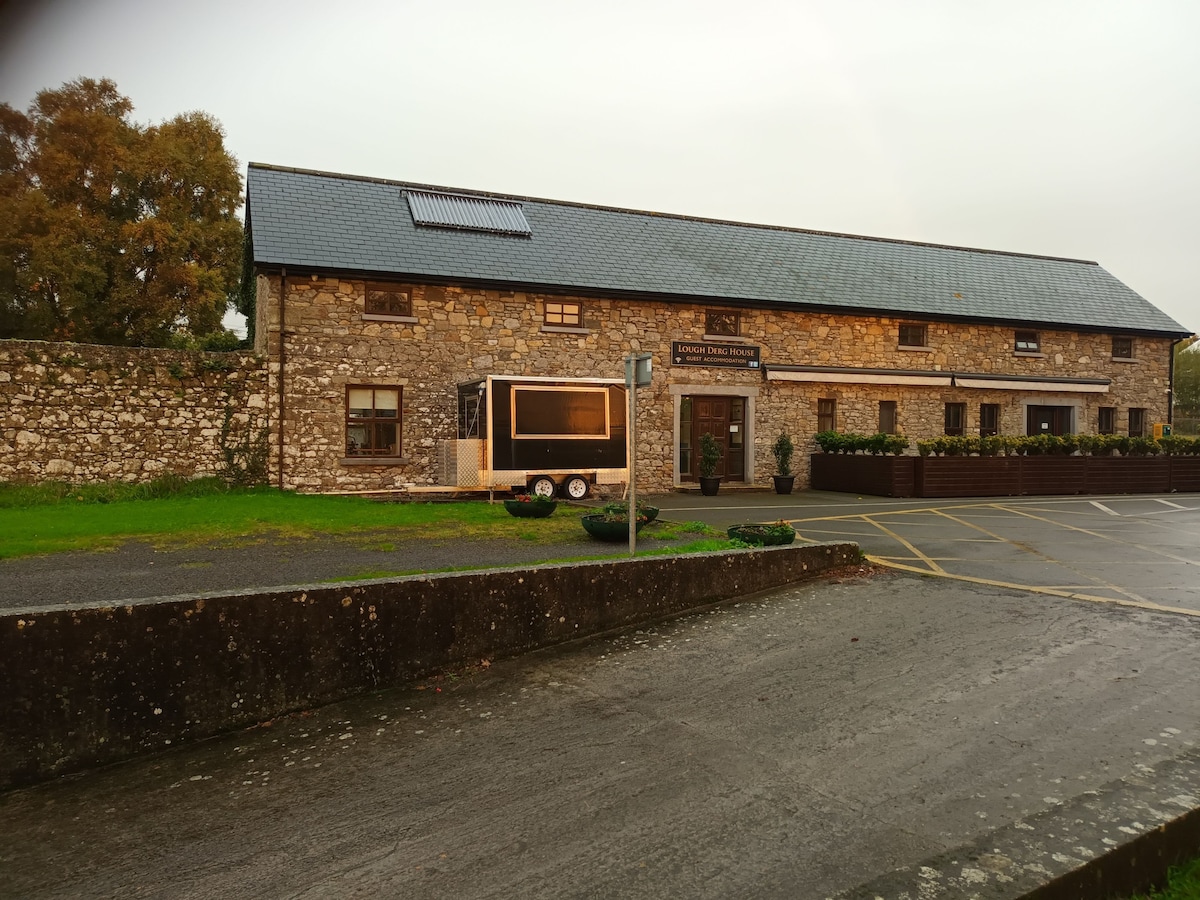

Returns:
898,323,927,348
944,402,966,436
512,386,609,439
705,310,740,337
1128,408,1146,438
346,386,401,457
979,403,1000,437
1098,406,1116,435
817,398,837,433
679,397,693,475
1014,330,1041,353
878,400,897,434
365,283,413,318
545,300,582,327
1112,336,1134,359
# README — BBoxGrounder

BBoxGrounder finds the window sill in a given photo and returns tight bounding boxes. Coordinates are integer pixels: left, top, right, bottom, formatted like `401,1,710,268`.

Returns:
1111,356,1138,364
340,457,409,466
541,325,591,335
702,333,750,343
362,314,418,324
1013,351,1046,358
898,345,933,352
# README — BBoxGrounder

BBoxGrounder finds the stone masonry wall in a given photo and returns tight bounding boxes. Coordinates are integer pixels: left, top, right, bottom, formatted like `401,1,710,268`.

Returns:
259,275,1173,494
0,340,268,484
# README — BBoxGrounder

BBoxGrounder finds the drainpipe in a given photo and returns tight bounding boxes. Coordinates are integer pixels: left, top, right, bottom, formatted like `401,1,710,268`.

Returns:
277,268,287,490
1167,337,1181,427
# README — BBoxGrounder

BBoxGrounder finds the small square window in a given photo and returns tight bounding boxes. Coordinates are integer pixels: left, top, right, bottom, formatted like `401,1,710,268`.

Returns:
817,398,837,433
980,403,1000,437
545,301,582,327
878,401,897,434
705,310,739,337
365,283,412,318
944,402,966,436
1098,407,1116,435
899,323,927,348
1014,330,1041,353
1112,336,1134,359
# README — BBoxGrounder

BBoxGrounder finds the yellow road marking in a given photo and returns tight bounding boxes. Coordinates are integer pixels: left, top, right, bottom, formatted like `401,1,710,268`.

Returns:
1002,506,1200,568
930,507,1153,606
868,556,1200,619
862,515,945,574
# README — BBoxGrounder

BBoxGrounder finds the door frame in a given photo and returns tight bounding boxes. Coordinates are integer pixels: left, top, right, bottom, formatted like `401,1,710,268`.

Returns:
670,384,758,487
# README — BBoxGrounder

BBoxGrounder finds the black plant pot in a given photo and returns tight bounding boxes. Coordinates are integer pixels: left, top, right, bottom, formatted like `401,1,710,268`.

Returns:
772,475,795,495
699,476,721,496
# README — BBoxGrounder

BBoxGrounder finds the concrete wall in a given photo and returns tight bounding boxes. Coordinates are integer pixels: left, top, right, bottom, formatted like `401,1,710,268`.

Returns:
258,274,1174,494
0,542,858,788
0,340,267,484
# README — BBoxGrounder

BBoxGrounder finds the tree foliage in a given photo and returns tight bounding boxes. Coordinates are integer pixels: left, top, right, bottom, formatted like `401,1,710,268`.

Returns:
0,77,242,347
1175,337,1200,428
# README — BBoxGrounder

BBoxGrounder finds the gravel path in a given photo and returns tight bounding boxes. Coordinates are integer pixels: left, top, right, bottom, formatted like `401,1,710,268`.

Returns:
0,531,704,611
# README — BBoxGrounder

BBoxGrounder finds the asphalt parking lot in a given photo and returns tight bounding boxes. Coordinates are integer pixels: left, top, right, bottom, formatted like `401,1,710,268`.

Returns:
651,490,1200,618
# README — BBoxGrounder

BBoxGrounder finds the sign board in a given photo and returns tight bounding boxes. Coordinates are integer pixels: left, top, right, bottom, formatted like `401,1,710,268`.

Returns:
671,341,761,369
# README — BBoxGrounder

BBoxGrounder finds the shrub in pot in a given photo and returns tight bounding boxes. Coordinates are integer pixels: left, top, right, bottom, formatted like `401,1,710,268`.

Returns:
771,431,795,494
698,431,723,496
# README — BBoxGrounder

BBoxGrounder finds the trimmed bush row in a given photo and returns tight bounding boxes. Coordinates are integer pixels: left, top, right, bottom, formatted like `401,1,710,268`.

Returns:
913,434,1200,457
813,431,910,455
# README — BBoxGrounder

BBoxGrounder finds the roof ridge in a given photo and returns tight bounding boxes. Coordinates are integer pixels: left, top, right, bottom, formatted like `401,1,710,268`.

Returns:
246,162,1099,267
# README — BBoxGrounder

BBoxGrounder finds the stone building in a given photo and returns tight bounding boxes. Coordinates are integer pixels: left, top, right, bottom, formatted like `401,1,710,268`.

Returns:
244,163,1189,495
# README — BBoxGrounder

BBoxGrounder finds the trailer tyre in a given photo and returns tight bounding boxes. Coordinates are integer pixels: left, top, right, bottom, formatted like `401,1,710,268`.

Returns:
563,474,590,500
529,475,557,498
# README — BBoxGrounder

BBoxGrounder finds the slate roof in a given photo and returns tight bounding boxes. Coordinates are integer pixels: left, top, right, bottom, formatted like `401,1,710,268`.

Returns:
245,163,1188,336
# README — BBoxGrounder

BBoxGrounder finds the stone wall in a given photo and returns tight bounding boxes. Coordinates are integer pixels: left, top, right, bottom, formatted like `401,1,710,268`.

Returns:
0,541,859,787
258,274,1173,493
0,340,268,484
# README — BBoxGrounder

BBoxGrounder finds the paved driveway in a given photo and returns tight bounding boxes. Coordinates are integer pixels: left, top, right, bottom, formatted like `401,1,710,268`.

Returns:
649,491,1200,617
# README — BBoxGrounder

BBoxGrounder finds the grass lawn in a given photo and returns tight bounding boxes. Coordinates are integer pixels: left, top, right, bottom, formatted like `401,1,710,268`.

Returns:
1130,857,1200,900
0,478,725,561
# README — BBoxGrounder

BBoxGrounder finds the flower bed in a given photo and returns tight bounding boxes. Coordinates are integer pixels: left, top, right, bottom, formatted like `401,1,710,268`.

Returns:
726,522,796,546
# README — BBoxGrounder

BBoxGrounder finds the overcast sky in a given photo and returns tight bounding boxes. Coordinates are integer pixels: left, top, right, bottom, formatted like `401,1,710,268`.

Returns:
2,0,1197,336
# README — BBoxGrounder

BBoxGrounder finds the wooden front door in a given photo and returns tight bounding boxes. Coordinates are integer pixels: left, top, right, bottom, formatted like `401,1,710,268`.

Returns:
681,395,745,481
1026,405,1073,436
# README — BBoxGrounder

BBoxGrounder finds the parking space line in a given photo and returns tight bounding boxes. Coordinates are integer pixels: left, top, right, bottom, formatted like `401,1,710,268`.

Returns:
862,515,946,574
1090,501,1120,516
930,507,1154,606
868,557,1200,619
1154,499,1187,510
1002,506,1200,567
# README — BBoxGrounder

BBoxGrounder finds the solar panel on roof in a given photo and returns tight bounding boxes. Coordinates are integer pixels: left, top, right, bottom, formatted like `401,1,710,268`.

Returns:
406,190,532,236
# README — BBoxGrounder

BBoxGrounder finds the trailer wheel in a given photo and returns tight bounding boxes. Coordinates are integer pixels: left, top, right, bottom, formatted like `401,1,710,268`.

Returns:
562,474,590,500
529,475,557,498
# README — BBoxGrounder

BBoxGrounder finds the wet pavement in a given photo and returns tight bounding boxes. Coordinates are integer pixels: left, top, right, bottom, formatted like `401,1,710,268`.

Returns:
654,490,1200,617
2,489,1199,898
3,568,1200,899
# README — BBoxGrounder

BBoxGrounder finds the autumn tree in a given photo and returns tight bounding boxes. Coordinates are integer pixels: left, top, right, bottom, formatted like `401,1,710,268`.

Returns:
0,77,242,347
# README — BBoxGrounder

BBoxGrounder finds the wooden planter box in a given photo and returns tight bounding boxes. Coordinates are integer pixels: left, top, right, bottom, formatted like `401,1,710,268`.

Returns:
810,453,915,497
811,453,1200,499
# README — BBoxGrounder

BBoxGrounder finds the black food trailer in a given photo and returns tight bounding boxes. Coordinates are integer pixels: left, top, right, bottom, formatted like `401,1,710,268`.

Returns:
440,375,628,498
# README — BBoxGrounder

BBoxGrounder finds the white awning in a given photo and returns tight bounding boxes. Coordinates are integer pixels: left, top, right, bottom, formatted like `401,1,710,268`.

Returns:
955,378,1109,393
767,370,953,386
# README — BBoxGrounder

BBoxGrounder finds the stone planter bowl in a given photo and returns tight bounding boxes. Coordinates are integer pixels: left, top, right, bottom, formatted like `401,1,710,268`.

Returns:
726,523,797,546
581,513,646,542
504,499,557,518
